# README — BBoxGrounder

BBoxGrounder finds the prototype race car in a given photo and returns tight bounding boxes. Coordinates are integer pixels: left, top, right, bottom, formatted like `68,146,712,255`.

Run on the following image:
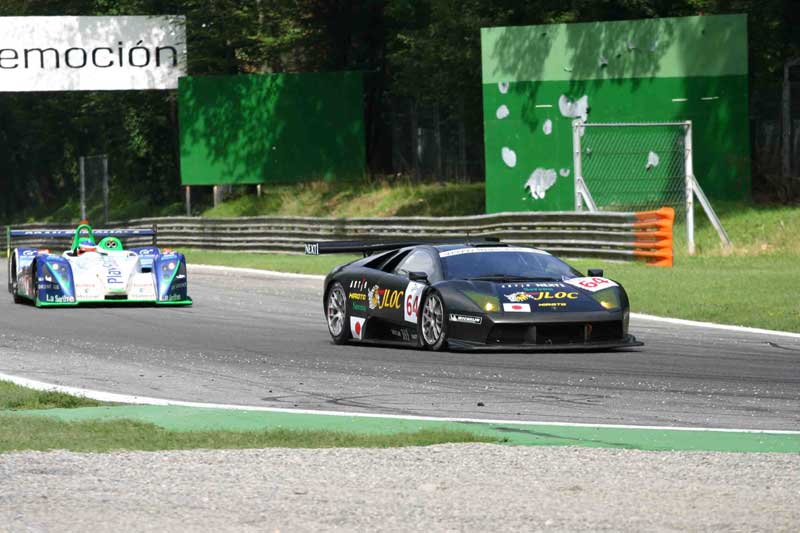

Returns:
7,223,191,307
306,239,642,351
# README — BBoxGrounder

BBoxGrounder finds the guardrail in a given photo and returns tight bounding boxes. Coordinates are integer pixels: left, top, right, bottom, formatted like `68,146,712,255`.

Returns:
5,208,675,266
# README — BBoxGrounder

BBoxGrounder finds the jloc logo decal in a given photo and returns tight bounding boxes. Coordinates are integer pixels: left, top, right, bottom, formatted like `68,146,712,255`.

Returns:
350,316,365,340
505,290,578,302
368,284,403,310
404,281,427,323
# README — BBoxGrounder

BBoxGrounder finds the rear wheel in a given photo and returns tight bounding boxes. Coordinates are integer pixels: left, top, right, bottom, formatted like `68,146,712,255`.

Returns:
326,282,351,344
420,291,447,351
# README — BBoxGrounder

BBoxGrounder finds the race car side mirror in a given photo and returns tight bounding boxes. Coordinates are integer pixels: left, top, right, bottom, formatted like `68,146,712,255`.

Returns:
587,268,604,277
409,271,429,283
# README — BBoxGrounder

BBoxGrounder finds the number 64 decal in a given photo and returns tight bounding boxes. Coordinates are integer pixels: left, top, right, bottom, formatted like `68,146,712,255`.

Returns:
565,276,619,293
404,281,427,323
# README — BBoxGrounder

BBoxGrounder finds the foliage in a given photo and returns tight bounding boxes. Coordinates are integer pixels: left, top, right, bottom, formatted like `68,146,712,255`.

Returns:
0,381,106,410
202,179,485,218
1,1,798,222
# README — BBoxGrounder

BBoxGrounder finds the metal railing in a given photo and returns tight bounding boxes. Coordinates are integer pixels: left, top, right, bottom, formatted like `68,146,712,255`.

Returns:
6,209,675,265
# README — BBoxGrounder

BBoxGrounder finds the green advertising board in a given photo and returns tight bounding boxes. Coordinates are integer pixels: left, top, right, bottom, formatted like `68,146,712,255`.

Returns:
179,71,365,185
481,14,750,213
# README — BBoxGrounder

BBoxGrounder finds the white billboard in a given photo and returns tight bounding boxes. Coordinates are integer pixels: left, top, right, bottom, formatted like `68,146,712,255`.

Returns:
0,16,186,92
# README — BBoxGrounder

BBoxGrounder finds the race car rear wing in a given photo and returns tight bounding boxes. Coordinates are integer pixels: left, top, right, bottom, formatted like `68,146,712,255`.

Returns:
304,237,501,257
6,225,158,257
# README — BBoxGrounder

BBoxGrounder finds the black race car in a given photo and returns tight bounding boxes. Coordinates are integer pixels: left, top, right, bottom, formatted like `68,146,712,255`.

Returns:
306,239,642,351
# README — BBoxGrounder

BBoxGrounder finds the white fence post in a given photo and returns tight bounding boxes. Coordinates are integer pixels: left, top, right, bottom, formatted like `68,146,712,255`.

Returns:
685,121,695,255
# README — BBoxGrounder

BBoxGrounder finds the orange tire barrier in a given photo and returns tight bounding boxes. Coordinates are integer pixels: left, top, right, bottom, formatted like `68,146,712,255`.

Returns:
632,207,674,267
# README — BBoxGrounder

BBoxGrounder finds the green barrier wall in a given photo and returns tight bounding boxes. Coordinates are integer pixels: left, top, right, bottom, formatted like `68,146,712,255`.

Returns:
480,14,750,213
179,72,365,185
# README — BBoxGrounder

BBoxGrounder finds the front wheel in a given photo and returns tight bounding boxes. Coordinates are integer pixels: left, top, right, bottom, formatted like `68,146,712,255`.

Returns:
420,291,447,351
7,253,13,294
9,255,24,304
326,281,351,345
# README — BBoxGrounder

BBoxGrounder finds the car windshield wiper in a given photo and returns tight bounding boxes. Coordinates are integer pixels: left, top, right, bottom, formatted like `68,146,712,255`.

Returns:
465,275,560,282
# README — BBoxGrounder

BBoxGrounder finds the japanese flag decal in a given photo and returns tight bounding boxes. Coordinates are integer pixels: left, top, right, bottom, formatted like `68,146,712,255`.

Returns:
350,317,365,340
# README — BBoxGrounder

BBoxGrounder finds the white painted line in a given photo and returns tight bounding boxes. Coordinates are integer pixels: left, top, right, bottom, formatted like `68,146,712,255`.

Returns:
534,104,553,108
631,313,800,339
191,265,800,339
701,96,720,101
190,264,325,281
2,371,798,435
671,98,688,102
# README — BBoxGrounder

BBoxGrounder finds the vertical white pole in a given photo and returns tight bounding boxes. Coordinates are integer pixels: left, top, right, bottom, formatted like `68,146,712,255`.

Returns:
685,121,695,255
256,184,262,197
102,156,109,224
572,120,584,211
79,156,86,222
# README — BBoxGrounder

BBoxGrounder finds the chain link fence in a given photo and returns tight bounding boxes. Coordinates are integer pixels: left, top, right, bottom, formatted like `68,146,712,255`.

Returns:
574,122,689,218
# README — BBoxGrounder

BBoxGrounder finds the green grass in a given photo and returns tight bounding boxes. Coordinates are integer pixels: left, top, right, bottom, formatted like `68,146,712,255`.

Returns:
203,179,485,218
0,415,497,453
0,380,106,410
673,202,800,257
570,255,800,332
184,249,359,275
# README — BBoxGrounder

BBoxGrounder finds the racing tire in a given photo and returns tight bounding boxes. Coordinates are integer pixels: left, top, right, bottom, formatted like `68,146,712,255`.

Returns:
8,254,24,304
325,281,351,345
419,290,447,351
8,250,17,294
30,258,42,307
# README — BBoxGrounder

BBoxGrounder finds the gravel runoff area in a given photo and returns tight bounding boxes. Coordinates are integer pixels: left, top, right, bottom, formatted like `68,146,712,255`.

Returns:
1,444,798,532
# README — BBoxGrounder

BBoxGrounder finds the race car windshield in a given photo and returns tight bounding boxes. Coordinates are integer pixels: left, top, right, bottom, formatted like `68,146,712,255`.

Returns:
441,249,581,281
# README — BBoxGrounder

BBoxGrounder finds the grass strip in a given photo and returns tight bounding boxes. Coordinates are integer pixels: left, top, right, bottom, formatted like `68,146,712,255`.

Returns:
6,406,800,453
185,249,356,275
0,415,498,453
0,380,106,410
0,381,497,452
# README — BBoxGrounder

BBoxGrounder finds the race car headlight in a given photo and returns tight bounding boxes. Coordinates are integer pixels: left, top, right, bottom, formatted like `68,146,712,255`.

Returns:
464,291,500,313
590,288,620,310
46,261,71,288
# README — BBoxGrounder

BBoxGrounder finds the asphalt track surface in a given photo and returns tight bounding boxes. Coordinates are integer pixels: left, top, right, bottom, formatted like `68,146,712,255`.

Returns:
1,263,798,431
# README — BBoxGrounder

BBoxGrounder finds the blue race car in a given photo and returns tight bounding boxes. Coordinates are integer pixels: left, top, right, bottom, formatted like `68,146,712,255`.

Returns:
7,223,191,307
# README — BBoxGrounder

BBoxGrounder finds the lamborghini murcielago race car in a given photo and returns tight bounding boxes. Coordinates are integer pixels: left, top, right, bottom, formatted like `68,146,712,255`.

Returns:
7,223,191,307
306,239,642,351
